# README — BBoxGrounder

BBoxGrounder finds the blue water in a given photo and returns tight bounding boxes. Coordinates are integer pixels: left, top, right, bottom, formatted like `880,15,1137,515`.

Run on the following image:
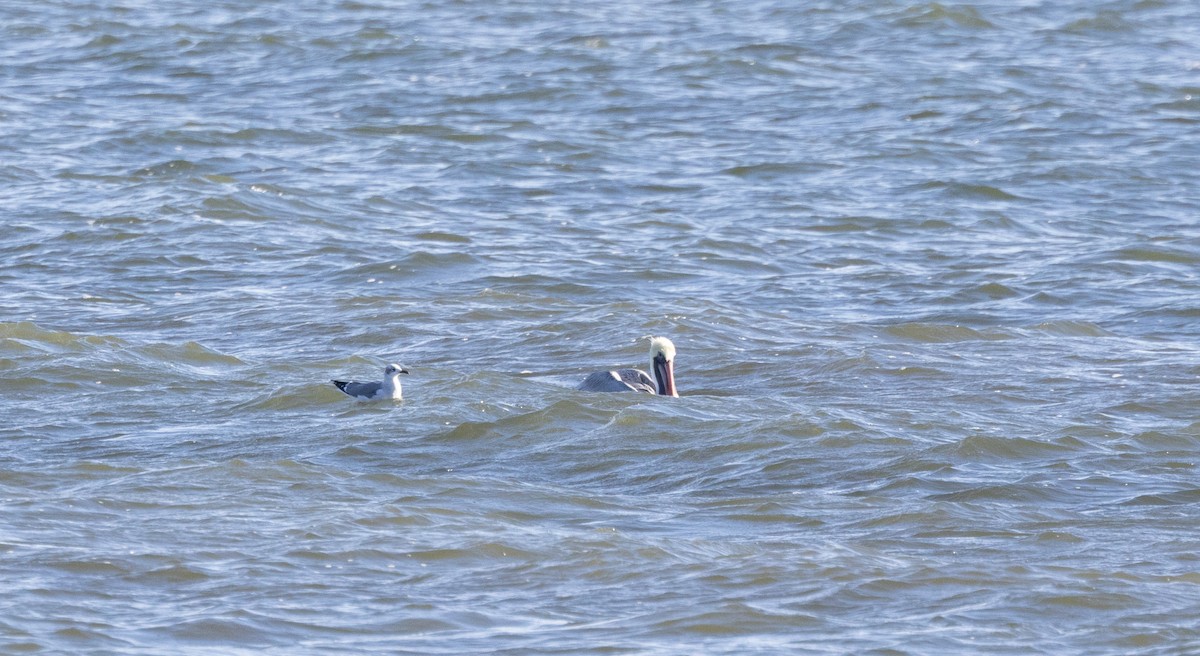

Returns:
3,1,1200,653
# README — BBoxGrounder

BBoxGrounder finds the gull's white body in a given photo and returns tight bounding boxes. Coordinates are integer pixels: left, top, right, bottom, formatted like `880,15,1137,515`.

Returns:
333,363,408,400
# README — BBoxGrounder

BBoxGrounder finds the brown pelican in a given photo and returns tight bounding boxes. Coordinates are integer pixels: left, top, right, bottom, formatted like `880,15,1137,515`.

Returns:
577,336,678,397
332,363,408,400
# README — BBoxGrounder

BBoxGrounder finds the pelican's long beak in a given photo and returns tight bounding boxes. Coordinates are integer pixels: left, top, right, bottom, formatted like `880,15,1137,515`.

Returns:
653,355,677,397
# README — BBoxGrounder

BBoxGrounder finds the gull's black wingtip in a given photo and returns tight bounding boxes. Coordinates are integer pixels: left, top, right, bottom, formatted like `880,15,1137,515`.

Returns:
332,380,349,393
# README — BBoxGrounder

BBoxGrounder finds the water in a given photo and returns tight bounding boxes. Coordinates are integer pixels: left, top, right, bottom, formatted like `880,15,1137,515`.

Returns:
3,0,1200,653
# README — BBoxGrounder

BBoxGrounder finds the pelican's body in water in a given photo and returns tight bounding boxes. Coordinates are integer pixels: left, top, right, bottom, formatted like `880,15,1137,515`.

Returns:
577,337,679,397
332,363,408,400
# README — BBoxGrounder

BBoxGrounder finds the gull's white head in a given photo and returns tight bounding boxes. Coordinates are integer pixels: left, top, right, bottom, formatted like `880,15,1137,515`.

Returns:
384,363,409,377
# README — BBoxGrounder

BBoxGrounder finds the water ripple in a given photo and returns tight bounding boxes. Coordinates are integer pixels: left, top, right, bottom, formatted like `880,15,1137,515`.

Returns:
4,0,1200,653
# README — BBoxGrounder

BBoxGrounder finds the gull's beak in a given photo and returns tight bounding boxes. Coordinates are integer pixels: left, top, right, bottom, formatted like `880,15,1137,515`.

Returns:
399,367,409,375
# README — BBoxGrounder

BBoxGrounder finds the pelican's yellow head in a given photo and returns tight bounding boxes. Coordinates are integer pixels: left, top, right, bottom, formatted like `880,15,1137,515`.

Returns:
648,336,676,362
647,336,678,397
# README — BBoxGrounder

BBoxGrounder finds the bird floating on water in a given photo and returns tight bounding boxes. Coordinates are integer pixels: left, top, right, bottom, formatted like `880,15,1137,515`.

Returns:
577,336,679,397
332,363,408,400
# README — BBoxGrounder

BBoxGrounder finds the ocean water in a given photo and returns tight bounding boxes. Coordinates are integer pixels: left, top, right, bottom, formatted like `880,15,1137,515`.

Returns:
3,0,1200,653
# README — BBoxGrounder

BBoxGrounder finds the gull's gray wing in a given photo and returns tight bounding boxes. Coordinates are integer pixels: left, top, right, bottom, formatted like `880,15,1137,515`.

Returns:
332,380,382,398
577,369,655,394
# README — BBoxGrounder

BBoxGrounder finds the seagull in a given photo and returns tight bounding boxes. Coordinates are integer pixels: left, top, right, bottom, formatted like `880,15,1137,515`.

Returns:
332,363,408,400
577,336,679,397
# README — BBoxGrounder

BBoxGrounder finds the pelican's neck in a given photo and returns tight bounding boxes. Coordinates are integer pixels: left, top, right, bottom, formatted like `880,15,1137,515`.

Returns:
651,357,678,397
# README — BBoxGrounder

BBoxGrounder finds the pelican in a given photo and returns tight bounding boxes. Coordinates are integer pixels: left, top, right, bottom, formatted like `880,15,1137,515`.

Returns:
332,363,408,400
577,336,679,397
